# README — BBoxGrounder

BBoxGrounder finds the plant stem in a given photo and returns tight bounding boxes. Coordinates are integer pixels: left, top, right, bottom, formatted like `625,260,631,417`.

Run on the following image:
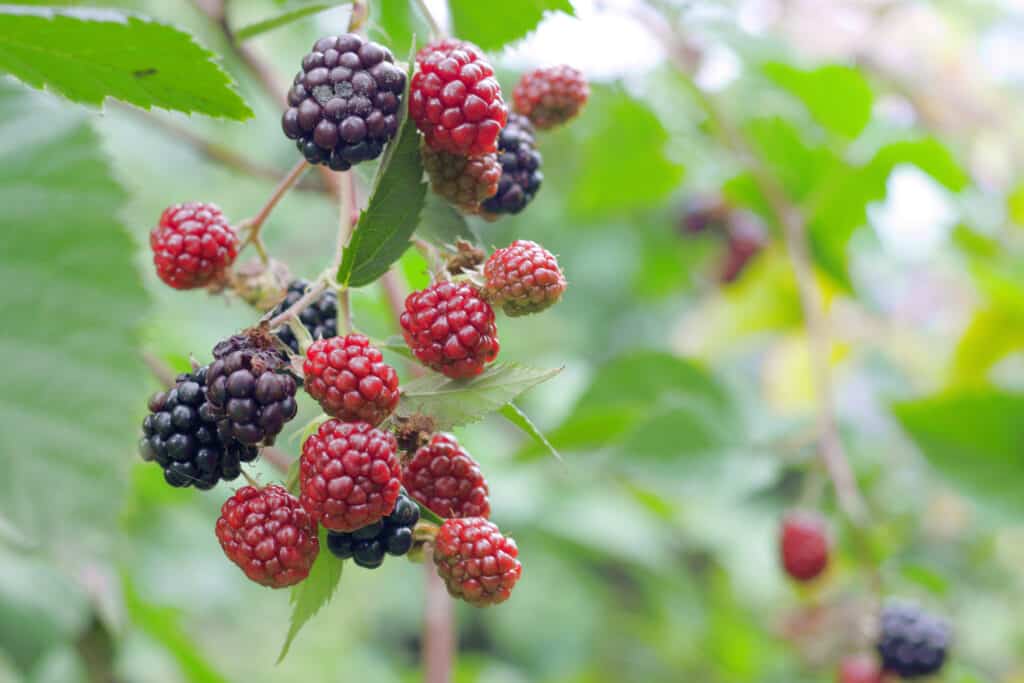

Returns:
267,278,331,329
413,0,444,39
240,159,309,261
335,171,357,332
633,1,868,525
423,562,455,683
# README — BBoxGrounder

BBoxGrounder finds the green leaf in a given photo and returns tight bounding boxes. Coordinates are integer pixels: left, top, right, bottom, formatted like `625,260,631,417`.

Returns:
613,402,739,462
122,578,229,683
448,0,574,51
893,390,1024,515
0,7,252,119
900,564,949,596
278,527,344,662
414,501,445,525
763,62,873,138
500,403,561,461
337,56,424,287
950,307,1024,387
1007,182,1024,225
234,3,343,41
370,0,429,50
866,138,968,192
570,87,684,217
396,363,562,429
0,83,149,555
416,191,478,246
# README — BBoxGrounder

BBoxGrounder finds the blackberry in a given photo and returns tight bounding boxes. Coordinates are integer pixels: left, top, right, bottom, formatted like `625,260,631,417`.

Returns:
877,601,951,679
325,491,420,569
482,114,542,216
282,34,407,170
139,367,257,489
270,279,338,353
205,333,299,446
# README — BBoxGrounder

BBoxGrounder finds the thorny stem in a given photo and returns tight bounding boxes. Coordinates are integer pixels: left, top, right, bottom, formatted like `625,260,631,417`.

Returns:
413,0,445,40
631,0,868,525
239,160,310,262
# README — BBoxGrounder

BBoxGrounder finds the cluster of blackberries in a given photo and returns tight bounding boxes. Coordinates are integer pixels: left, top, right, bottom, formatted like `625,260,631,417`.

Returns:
326,491,420,568
139,367,258,489
270,279,339,353
482,113,542,217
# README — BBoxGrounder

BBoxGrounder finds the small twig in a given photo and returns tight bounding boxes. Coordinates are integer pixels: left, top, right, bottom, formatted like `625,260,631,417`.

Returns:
335,171,357,332
267,278,331,329
412,0,444,39
142,351,178,388
261,446,293,475
423,562,455,683
239,160,309,262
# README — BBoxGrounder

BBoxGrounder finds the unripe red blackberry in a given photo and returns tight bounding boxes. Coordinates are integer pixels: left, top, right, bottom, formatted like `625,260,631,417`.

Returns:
282,34,407,170
513,65,589,130
483,240,566,316
216,485,319,588
779,511,830,582
299,419,402,532
838,655,887,683
433,517,521,606
403,433,490,519
719,211,766,284
481,114,542,216
326,490,420,568
139,366,258,489
400,281,500,379
271,279,338,353
410,39,508,155
877,601,951,679
150,202,238,290
205,334,299,446
421,143,501,214
302,334,400,426
415,38,483,66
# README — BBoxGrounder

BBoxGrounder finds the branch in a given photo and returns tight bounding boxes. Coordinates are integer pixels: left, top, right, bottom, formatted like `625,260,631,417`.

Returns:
266,278,331,329
423,562,455,683
632,1,868,524
239,159,310,262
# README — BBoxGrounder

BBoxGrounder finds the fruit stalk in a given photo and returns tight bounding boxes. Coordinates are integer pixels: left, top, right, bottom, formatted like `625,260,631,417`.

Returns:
239,159,310,262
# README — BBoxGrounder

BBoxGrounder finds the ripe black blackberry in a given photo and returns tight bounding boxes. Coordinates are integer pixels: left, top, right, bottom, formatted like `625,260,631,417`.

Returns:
282,34,407,170
325,490,420,568
139,367,258,489
271,280,338,353
205,333,299,446
877,601,951,679
482,113,543,216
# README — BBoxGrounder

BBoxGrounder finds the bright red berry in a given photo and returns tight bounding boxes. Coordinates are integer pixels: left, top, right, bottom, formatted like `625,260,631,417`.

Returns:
838,655,887,683
409,39,508,156
421,143,501,214
400,281,500,379
780,511,830,582
403,433,490,519
433,517,521,606
215,485,319,588
299,419,401,532
150,202,238,290
303,334,400,426
483,240,566,316
415,38,482,65
513,65,589,130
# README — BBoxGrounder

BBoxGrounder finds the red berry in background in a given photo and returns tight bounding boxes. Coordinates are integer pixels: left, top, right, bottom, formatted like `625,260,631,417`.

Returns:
780,511,831,582
403,433,490,519
400,281,500,379
433,517,521,606
483,240,567,316
838,655,886,683
215,485,319,588
409,39,508,156
299,419,401,532
303,334,399,426
513,65,589,130
719,211,766,284
150,202,238,290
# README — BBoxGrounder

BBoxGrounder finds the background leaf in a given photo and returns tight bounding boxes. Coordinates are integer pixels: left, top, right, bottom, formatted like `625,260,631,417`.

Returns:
763,62,873,138
0,7,252,119
448,0,574,51
500,403,561,461
337,57,424,287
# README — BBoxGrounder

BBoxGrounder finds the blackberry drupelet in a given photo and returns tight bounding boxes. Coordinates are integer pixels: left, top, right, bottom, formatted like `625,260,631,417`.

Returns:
139,367,257,489
271,279,338,353
205,334,299,446
282,34,407,170
481,114,542,216
326,491,420,568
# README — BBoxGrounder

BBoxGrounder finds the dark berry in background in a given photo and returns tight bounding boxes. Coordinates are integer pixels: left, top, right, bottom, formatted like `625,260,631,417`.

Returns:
326,490,420,569
205,334,298,446
877,601,951,679
271,279,338,353
282,34,406,170
482,114,542,216
139,366,257,489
